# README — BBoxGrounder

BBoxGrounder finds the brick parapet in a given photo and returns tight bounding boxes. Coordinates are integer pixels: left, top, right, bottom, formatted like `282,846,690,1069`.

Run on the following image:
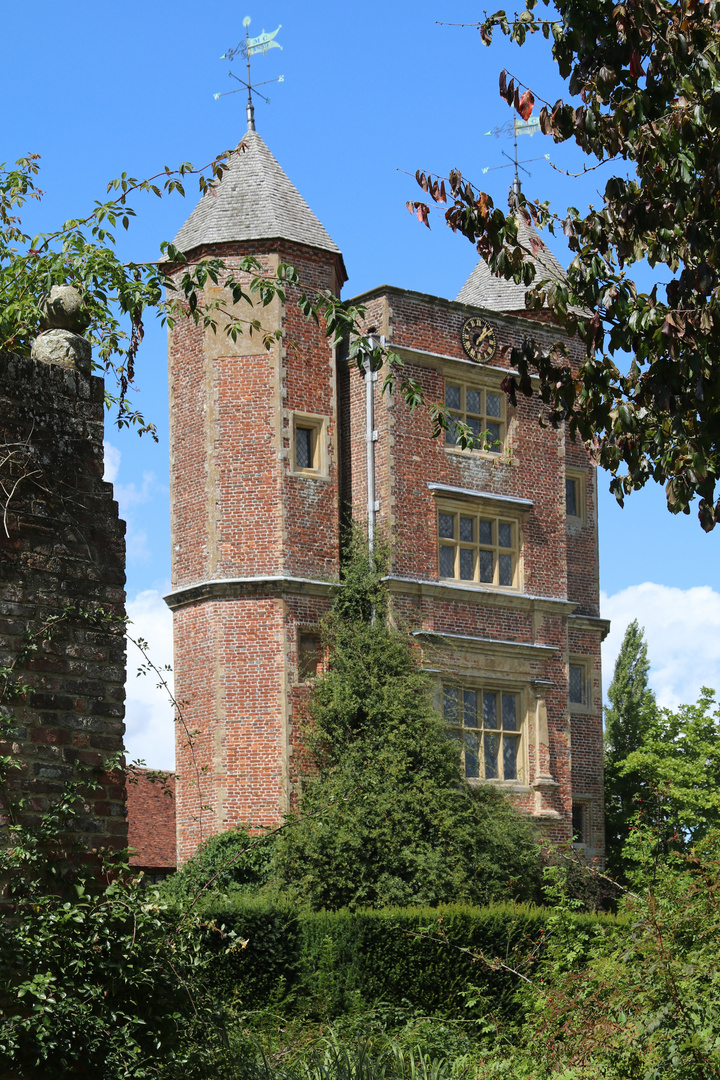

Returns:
0,348,127,855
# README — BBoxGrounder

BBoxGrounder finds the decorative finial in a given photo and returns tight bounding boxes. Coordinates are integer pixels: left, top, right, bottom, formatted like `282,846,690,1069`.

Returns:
215,16,284,131
32,285,92,374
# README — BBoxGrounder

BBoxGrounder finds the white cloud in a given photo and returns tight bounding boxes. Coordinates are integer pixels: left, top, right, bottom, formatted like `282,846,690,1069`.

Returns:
124,589,175,771
102,442,166,564
103,441,121,484
601,583,720,710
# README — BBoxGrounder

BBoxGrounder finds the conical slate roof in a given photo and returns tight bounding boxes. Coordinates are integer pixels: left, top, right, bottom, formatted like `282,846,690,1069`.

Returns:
172,129,343,260
456,214,567,311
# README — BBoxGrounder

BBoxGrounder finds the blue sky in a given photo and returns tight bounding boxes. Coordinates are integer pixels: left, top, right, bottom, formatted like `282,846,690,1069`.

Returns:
5,1,719,766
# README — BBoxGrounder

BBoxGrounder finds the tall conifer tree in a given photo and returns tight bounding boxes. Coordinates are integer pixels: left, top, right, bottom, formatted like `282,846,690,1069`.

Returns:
604,620,657,876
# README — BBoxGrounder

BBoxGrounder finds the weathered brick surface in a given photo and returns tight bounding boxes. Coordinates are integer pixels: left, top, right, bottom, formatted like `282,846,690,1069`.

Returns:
168,217,606,864
0,350,127,853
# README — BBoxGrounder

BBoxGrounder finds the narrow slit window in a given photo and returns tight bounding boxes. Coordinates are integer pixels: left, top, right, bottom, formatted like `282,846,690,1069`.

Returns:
572,802,587,845
566,476,578,517
565,470,585,523
295,427,313,470
569,662,589,707
292,414,326,475
298,631,323,681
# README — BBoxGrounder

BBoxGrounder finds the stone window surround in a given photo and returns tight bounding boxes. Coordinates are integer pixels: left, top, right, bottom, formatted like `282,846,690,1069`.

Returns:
568,654,594,713
429,484,532,595
290,411,329,477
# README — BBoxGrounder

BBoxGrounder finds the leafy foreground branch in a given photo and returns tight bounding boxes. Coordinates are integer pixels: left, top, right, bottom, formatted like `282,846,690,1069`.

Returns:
415,0,720,529
473,831,720,1080
1,152,450,453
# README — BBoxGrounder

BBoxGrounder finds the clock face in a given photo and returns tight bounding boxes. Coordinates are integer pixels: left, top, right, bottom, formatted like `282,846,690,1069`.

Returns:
461,317,497,363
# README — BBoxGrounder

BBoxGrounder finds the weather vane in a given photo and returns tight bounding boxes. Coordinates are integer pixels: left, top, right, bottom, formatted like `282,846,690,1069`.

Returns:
482,115,549,200
214,16,284,131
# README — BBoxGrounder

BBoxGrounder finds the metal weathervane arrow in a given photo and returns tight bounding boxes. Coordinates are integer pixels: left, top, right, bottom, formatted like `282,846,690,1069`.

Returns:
481,114,550,201
214,16,284,131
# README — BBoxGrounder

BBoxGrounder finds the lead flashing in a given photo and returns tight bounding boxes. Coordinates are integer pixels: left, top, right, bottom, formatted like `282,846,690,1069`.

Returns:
427,482,534,511
412,629,556,657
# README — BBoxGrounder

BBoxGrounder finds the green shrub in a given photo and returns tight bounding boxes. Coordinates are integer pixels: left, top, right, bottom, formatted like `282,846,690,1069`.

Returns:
164,824,276,901
273,537,542,911
194,897,621,1022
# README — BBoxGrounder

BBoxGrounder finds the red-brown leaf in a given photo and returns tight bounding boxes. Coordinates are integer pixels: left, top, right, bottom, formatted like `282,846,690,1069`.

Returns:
629,51,644,78
518,89,535,120
476,192,490,218
415,203,431,228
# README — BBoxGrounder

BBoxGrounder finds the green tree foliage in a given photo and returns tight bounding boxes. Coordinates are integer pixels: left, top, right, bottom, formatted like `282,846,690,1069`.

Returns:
604,619,657,876
0,155,428,446
622,689,720,857
273,538,541,911
602,623,720,875
0,763,252,1078
164,823,276,902
412,0,720,529
472,831,720,1080
0,645,248,1078
0,873,249,1079
0,154,291,436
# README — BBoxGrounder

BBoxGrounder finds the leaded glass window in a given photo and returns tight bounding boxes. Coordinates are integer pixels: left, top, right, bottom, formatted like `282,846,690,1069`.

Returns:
437,507,519,590
443,684,523,782
444,382,506,453
569,663,588,706
565,476,578,517
295,427,313,470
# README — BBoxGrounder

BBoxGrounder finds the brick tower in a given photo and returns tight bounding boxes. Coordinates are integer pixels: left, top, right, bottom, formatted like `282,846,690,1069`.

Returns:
167,126,607,865
166,119,347,861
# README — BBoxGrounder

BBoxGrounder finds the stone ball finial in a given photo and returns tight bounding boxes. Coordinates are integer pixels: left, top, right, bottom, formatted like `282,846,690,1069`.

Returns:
39,285,89,334
31,330,92,374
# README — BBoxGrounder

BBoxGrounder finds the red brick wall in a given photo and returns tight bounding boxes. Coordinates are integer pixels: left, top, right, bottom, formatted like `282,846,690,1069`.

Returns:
127,769,176,870
339,287,605,857
168,244,606,864
168,239,343,860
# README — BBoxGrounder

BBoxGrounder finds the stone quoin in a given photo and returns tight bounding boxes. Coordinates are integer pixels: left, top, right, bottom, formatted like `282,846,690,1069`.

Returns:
165,125,608,865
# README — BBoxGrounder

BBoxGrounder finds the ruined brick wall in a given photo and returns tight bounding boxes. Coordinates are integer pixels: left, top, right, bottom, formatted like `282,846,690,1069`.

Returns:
0,338,126,856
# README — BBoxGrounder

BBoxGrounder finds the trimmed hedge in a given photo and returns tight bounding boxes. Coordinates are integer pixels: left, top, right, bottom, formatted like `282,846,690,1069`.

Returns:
195,897,622,1019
